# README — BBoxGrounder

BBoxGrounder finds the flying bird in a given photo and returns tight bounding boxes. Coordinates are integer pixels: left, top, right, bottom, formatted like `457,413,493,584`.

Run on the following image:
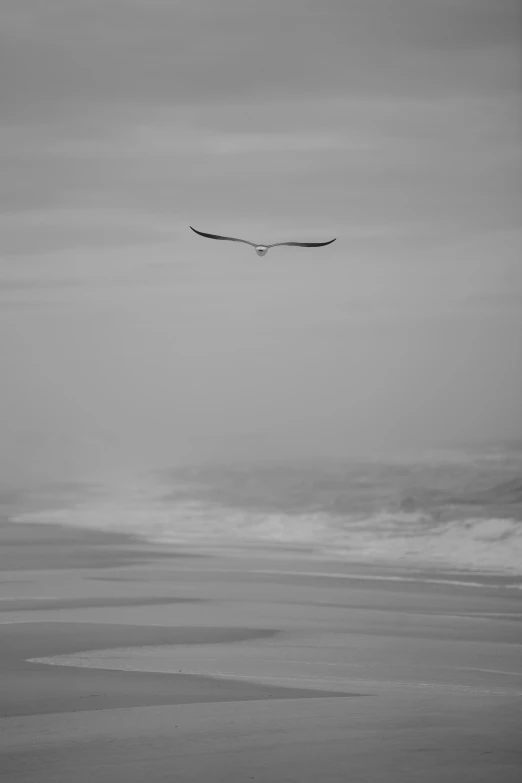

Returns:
190,226,336,256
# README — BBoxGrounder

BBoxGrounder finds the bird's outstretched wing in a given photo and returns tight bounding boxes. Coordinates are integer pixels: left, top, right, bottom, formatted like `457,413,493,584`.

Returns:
267,238,336,249
190,227,256,247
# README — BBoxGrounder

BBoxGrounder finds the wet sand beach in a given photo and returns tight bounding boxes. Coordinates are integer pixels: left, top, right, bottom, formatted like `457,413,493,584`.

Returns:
1,519,521,782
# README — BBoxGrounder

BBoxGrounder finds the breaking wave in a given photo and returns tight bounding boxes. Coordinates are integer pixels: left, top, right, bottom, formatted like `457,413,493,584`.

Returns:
10,491,522,576
9,445,522,576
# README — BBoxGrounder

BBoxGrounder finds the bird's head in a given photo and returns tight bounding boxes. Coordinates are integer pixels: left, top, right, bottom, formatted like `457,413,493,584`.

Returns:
255,246,268,256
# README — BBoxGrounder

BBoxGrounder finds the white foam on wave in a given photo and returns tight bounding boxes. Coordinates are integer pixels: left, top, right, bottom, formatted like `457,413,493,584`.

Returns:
322,516,522,574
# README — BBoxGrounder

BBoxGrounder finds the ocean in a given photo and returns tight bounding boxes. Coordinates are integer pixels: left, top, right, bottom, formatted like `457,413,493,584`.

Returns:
5,442,522,580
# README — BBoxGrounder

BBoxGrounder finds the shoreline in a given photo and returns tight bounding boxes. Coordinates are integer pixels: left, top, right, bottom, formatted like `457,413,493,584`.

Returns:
1,514,521,782
3,515,521,591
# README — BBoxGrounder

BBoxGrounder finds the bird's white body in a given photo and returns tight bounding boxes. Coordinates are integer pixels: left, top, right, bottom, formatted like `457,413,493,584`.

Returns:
255,246,268,256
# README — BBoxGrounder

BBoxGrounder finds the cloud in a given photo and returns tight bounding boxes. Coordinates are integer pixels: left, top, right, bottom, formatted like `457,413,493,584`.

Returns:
1,0,519,237
1,91,519,237
465,292,522,309
0,207,175,255
1,0,520,125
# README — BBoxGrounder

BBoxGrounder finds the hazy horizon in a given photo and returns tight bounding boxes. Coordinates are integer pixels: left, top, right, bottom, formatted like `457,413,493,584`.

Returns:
1,1,521,484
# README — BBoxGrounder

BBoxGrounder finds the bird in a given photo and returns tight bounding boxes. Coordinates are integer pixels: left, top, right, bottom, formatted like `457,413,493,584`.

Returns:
190,226,336,256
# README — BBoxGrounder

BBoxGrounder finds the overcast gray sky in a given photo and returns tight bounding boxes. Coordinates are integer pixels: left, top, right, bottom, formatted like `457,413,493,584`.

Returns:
1,0,521,481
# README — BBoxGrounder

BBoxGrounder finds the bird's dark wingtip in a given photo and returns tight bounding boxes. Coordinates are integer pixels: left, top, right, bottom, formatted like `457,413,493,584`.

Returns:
317,238,336,246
